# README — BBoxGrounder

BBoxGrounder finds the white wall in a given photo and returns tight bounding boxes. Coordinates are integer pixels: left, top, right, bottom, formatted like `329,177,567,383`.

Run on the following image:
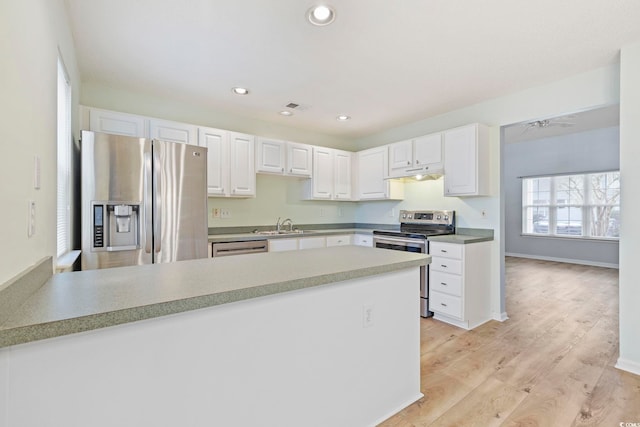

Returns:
0,0,80,284
208,174,358,228
504,127,620,267
355,64,620,322
618,41,640,375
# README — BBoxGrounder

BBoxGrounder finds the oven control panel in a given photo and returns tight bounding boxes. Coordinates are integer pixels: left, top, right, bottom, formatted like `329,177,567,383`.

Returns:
400,210,455,225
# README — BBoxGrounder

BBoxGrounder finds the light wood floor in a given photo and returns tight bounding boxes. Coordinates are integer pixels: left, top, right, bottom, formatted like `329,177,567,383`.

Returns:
380,256,640,426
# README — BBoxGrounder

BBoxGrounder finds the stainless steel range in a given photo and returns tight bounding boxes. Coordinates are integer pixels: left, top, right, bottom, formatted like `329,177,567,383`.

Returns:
373,210,455,318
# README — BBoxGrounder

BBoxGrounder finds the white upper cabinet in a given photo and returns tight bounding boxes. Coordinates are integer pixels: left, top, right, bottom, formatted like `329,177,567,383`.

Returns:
356,146,404,200
311,146,334,199
333,149,352,200
256,138,313,177
443,123,490,197
287,142,313,177
88,108,147,137
199,127,228,196
200,128,255,197
413,133,443,170
388,133,443,178
149,118,198,145
229,132,256,197
306,147,353,201
388,140,413,173
255,138,286,174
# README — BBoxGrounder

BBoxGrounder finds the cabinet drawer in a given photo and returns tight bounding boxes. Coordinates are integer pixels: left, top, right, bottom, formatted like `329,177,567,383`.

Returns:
326,235,352,246
431,257,462,275
430,271,462,296
430,242,463,259
430,291,462,319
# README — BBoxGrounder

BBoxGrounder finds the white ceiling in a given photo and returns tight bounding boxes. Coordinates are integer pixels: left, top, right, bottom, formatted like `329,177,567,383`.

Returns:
64,0,640,139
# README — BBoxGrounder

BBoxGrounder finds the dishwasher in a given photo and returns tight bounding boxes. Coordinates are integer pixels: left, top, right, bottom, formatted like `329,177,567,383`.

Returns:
211,240,268,257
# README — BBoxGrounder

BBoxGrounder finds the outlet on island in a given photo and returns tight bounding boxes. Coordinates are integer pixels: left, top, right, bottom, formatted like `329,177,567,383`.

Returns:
221,208,231,219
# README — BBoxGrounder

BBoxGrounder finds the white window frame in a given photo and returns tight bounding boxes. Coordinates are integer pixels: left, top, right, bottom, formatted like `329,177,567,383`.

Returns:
522,171,620,241
57,56,72,258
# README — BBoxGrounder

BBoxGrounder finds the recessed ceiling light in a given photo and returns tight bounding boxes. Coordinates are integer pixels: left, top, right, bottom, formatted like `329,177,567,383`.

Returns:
232,87,249,95
279,111,293,116
307,5,336,26
336,115,351,121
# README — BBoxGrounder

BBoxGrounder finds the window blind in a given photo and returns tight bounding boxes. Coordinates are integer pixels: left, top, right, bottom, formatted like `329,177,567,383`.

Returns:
57,58,71,258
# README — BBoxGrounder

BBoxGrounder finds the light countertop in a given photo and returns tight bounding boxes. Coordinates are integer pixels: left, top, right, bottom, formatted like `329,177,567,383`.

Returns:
0,246,429,349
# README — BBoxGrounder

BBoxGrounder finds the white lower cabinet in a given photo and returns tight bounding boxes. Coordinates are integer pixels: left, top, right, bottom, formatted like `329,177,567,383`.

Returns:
298,236,326,250
429,241,491,330
268,238,298,252
326,234,352,247
353,233,373,247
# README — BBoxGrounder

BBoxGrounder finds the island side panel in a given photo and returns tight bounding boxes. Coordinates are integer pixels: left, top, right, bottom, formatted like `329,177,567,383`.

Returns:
2,268,421,427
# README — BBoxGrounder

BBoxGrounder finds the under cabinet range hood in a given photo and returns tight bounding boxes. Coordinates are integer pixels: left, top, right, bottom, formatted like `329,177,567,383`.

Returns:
386,166,444,182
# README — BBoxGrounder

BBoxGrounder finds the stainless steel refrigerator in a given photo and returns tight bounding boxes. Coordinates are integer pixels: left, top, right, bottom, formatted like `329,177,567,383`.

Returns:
81,130,208,270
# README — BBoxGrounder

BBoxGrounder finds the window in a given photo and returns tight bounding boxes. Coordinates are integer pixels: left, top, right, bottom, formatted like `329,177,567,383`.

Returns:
57,57,72,257
522,171,620,239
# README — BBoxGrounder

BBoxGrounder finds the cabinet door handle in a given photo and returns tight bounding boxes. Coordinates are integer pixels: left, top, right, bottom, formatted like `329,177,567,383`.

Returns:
441,250,448,253
441,264,447,268
290,168,293,173
416,160,420,164
441,282,447,286
407,161,410,165
440,303,448,307
282,167,284,172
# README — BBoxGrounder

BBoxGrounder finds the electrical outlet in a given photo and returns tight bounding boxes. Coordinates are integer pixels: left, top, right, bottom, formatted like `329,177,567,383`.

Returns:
221,208,231,218
320,208,325,217
212,208,220,218
389,208,396,218
481,209,487,219
363,304,374,328
337,207,343,217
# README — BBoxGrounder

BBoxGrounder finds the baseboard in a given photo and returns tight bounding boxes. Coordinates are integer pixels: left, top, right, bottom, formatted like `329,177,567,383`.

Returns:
615,358,640,376
505,252,619,269
493,311,509,322
371,392,424,426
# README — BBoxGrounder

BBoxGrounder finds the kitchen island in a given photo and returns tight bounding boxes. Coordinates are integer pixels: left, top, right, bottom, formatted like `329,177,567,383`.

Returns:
0,246,429,427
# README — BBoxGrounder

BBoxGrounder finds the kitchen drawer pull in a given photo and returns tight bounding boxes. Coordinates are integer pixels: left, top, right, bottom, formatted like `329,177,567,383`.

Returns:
441,249,448,253
440,303,448,307
441,264,447,268
440,282,447,286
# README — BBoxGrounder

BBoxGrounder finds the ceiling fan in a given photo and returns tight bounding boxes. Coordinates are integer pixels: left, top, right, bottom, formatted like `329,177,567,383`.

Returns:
522,115,576,133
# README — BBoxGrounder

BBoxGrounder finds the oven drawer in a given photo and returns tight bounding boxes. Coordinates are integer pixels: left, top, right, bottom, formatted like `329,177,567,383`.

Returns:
430,270,462,296
430,290,463,319
430,242,462,260
430,257,463,275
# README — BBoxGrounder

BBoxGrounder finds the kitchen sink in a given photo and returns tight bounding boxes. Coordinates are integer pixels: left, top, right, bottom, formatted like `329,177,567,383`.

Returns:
255,230,317,235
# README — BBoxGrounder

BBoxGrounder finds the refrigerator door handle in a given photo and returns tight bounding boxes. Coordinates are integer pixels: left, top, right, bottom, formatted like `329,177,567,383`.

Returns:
144,151,153,254
153,146,162,254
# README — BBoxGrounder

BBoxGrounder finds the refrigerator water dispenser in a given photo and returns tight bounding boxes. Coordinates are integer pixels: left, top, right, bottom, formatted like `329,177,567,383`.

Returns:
92,202,141,251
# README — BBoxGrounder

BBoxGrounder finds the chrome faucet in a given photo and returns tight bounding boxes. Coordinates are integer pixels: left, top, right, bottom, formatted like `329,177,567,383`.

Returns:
276,217,293,232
